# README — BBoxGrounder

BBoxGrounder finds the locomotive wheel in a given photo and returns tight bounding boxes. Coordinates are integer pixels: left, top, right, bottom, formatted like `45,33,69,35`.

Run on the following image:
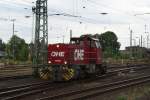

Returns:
39,67,52,80
101,65,107,74
96,64,107,75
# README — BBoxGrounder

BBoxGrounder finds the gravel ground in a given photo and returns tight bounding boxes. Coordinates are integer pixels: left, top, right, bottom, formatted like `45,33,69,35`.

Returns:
86,67,150,100
0,67,32,77
0,64,149,100
20,65,150,100
87,83,150,100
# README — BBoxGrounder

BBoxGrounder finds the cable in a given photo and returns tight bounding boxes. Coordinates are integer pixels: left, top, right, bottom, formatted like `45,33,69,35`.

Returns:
0,0,115,24
87,0,150,22
82,0,111,14
0,0,34,6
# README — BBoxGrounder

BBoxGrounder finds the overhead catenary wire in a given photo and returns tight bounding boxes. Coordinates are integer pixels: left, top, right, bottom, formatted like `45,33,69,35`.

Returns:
1,0,150,24
87,0,150,23
1,0,150,31
0,0,35,6
0,0,143,25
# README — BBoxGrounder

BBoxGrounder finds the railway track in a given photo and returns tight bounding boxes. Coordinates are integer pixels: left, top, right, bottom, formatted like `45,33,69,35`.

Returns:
0,63,148,70
0,64,32,68
0,64,32,80
0,75,32,81
88,65,150,82
0,82,73,100
0,81,53,100
0,64,149,100
38,74,150,100
0,65,32,74
0,64,147,78
0,63,144,81
108,63,149,69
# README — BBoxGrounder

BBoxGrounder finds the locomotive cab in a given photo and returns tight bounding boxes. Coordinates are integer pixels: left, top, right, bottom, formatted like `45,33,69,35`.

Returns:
69,35,106,76
70,36,102,64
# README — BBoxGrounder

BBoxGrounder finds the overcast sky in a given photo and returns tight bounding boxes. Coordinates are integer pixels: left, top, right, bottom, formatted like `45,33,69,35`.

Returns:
0,0,150,49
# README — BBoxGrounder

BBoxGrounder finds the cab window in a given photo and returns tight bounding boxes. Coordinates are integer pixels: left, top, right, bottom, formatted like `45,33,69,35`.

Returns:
70,40,84,46
70,40,79,44
90,40,96,48
95,41,101,48
79,40,84,46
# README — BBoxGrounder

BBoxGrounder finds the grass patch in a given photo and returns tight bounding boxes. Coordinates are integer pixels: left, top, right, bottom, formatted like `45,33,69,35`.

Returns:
115,84,150,100
117,96,127,100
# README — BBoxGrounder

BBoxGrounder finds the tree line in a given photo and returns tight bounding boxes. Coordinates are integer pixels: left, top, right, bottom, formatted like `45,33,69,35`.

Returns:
0,31,121,62
81,31,121,58
0,35,29,61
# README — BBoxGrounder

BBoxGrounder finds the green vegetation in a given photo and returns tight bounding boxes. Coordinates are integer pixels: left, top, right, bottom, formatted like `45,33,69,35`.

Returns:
0,31,149,64
0,42,6,51
0,35,30,64
81,31,121,59
116,96,127,100
96,31,120,54
81,31,149,64
98,31,121,59
115,84,150,100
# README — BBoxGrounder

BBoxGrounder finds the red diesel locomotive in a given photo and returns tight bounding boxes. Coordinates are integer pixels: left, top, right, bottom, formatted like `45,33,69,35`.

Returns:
46,35,106,81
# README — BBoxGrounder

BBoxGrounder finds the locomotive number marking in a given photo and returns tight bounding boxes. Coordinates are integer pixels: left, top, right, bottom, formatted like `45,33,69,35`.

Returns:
74,49,84,61
51,52,64,57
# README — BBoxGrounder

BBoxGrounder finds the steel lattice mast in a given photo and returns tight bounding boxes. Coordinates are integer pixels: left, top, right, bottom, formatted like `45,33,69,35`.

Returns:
33,0,48,76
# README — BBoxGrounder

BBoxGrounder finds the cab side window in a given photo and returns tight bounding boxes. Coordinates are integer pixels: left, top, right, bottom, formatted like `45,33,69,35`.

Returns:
79,40,84,46
70,40,79,44
90,41,96,48
96,41,101,48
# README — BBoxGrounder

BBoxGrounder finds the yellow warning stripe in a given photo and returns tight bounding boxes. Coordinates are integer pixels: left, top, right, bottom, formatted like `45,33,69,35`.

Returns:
39,69,51,80
63,68,75,81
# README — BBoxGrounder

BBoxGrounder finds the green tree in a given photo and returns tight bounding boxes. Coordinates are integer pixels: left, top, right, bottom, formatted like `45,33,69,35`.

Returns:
6,35,29,61
79,32,121,58
97,31,121,57
0,39,6,51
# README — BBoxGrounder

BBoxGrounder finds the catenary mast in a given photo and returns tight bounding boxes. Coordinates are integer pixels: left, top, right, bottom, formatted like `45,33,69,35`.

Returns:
32,0,48,76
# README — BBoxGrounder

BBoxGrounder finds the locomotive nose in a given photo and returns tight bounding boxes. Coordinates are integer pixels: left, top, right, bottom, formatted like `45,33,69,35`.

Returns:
48,44,69,65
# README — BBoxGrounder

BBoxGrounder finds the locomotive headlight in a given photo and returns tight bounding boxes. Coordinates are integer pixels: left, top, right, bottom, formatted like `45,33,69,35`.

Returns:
56,45,59,48
48,61,51,64
64,61,67,64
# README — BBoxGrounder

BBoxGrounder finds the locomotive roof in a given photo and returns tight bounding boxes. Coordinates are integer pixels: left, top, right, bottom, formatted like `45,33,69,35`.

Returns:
71,36,99,41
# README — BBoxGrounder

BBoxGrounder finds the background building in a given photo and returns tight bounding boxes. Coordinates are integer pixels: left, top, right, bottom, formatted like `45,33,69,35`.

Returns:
122,46,149,58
